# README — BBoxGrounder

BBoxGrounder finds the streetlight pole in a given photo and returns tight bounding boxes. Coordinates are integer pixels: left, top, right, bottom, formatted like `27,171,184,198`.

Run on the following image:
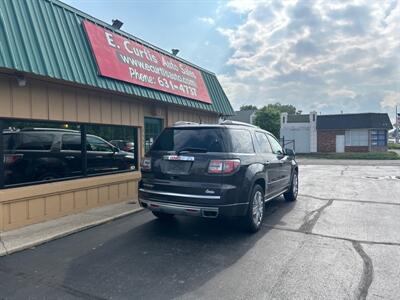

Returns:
397,105,399,144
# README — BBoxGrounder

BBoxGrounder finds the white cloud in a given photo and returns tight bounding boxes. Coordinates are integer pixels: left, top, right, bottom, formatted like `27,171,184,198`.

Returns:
226,0,259,13
198,17,215,25
380,91,400,109
217,0,400,114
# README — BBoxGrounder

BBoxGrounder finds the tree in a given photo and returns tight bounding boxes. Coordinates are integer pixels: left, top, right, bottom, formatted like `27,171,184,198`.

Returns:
253,103,298,137
264,103,296,114
254,107,281,137
239,105,258,111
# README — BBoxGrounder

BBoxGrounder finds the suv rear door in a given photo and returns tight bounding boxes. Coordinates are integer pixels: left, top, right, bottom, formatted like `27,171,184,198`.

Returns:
143,127,227,202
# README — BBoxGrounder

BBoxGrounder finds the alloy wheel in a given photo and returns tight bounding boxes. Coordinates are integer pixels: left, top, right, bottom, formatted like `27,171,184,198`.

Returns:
293,173,298,197
252,190,264,227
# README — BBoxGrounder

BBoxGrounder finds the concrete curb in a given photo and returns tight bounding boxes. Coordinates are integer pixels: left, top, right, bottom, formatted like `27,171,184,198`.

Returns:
0,206,143,256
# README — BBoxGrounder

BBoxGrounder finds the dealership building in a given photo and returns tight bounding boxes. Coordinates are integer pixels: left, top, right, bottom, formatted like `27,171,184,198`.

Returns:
0,0,233,231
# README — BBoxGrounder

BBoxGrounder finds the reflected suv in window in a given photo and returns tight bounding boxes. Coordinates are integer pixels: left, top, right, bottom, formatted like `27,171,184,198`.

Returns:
139,121,298,233
3,128,135,186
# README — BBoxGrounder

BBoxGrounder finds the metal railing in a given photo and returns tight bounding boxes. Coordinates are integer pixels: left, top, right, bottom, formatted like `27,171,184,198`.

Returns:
280,137,295,151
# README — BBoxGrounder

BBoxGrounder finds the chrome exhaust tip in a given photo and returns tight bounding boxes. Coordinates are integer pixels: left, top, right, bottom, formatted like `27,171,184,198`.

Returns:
202,209,218,218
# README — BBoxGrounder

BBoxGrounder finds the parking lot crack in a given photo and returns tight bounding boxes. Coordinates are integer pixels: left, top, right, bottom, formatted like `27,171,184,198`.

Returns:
299,194,400,207
341,166,349,176
264,225,400,246
352,241,374,300
299,199,333,233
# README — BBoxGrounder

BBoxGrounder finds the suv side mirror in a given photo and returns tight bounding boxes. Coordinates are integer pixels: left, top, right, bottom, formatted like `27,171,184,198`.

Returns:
285,148,295,157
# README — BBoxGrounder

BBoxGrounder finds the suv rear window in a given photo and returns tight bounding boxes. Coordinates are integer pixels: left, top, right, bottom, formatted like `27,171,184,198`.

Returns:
3,134,12,150
151,128,226,152
3,132,54,151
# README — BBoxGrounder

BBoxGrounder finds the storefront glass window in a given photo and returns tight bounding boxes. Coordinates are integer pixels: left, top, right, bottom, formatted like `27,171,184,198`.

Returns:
0,119,138,188
144,117,163,153
86,124,137,175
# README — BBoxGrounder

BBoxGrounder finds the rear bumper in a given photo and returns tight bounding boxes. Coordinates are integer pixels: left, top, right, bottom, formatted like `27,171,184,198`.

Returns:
139,199,220,218
138,188,248,217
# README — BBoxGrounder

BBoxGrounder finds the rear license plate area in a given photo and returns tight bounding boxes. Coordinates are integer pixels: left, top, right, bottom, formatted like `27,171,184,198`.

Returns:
161,161,192,175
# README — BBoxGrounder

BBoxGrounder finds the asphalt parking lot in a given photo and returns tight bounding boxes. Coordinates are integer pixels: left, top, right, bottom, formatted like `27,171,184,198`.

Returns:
0,161,399,299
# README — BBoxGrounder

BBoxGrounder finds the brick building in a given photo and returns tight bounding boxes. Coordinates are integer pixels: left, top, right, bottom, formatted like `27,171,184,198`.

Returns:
280,112,392,153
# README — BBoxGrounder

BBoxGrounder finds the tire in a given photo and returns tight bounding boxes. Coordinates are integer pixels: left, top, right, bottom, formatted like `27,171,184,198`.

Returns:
284,171,298,202
242,184,265,233
152,211,175,220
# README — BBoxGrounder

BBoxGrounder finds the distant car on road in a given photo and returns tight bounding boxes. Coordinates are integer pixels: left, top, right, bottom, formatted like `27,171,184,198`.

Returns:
139,121,298,232
3,128,135,185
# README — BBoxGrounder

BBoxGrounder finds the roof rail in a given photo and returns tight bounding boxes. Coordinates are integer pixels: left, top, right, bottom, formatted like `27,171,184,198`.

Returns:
219,120,258,128
173,121,199,126
19,128,79,133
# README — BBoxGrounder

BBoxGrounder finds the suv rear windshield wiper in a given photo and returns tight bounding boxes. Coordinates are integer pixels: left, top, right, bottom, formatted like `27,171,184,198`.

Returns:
177,147,208,155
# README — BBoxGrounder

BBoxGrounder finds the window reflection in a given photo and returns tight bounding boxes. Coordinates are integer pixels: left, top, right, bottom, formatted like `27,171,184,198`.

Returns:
1,120,138,187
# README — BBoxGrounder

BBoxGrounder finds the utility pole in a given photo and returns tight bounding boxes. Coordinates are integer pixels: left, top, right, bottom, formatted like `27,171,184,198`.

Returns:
397,105,399,144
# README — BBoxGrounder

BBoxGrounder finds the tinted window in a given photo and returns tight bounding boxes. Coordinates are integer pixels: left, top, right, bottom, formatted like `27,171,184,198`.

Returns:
267,134,283,154
229,129,254,153
87,136,113,152
62,134,81,151
255,132,272,153
3,134,13,150
151,128,225,152
16,132,54,150
145,117,163,152
1,120,138,188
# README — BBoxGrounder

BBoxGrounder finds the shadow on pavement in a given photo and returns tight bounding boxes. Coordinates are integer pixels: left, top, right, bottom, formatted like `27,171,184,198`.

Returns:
0,197,297,299
62,197,296,299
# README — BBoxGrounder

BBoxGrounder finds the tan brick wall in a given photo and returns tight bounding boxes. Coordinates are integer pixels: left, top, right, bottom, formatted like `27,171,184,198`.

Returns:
0,172,140,231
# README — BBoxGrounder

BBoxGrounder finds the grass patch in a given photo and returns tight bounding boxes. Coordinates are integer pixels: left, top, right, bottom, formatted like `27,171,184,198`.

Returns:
297,151,400,160
388,143,400,150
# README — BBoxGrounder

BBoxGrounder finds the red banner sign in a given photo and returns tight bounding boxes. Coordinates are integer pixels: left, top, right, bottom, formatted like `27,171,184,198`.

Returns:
83,20,212,104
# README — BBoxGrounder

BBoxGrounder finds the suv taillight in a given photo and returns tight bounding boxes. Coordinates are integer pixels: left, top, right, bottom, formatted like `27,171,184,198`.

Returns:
141,157,152,171
208,159,240,174
4,154,24,165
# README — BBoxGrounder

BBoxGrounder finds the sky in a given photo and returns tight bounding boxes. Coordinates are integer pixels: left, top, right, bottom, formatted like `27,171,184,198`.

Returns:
63,0,399,120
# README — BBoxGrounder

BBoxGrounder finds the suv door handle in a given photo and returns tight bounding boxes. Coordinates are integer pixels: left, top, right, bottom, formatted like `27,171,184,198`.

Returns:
65,156,75,159
96,155,103,159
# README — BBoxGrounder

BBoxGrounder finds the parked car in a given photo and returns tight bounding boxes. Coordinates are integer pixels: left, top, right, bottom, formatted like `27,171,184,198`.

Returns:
138,121,298,232
3,128,135,185
110,140,135,154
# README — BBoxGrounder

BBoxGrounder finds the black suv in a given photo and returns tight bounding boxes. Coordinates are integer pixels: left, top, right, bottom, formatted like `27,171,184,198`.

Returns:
139,121,298,232
3,128,135,185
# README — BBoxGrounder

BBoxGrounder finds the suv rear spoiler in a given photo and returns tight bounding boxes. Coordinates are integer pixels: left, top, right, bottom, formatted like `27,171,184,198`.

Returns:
173,121,199,126
219,120,258,128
